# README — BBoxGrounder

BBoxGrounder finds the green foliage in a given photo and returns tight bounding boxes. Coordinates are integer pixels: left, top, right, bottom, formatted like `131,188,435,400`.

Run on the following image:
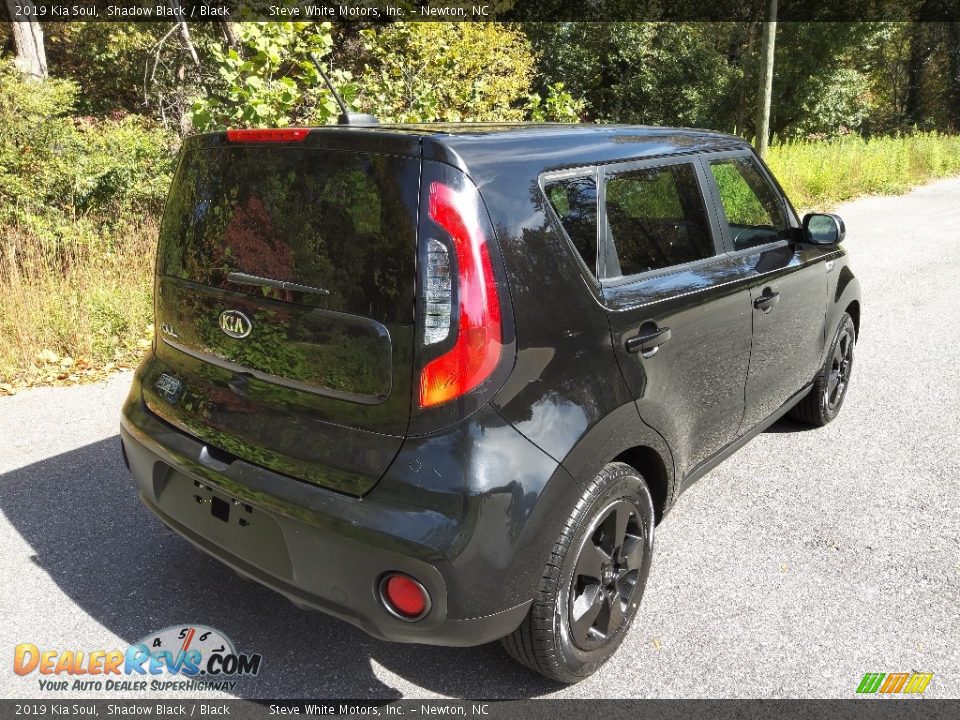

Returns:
192,22,583,126
526,83,585,122
526,23,742,128
526,22,899,138
191,22,355,131
0,61,174,235
858,23,914,134
767,23,886,139
0,63,80,214
787,68,871,138
358,23,537,122
15,20,960,137
45,23,165,116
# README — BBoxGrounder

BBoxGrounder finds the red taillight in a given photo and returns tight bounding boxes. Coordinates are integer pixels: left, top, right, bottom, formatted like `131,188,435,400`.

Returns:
419,181,503,408
380,574,430,619
226,128,309,143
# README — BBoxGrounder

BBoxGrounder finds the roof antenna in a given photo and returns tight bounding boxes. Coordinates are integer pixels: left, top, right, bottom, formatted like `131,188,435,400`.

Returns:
308,52,379,126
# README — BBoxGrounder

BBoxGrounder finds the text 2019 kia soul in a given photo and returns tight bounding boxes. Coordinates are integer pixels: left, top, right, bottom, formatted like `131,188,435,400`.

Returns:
121,124,860,682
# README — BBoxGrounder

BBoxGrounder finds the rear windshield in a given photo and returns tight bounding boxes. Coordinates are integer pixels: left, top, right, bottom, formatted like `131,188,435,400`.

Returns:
157,145,419,324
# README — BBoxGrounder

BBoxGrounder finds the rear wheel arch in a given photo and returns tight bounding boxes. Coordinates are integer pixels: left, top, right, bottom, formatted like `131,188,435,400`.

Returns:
611,446,671,525
846,300,860,339
559,402,676,527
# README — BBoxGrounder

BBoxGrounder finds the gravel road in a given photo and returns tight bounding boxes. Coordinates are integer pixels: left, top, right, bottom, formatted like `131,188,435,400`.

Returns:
1,178,958,700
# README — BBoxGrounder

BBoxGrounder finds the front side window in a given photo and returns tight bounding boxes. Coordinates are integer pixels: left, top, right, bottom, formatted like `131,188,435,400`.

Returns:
604,162,715,278
708,156,789,250
543,174,599,275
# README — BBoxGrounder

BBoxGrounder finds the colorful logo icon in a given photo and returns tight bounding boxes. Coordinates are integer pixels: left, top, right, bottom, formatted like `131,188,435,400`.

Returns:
14,625,262,692
857,672,933,694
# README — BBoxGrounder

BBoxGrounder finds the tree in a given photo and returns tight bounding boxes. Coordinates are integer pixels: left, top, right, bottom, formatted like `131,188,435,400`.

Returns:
767,23,882,137
525,23,743,128
526,22,889,138
358,23,539,122
190,22,352,131
4,0,46,79
946,22,960,129
905,21,935,125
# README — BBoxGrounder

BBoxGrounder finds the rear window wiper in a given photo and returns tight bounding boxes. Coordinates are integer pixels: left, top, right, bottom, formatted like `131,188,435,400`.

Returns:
227,271,331,296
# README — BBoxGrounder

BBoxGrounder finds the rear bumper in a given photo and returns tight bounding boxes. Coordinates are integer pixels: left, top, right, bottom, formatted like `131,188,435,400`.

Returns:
120,366,576,646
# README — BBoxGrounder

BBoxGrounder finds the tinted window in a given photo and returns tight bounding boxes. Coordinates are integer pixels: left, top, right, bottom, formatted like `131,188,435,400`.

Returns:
543,174,598,274
157,146,418,324
604,162,715,277
708,156,789,250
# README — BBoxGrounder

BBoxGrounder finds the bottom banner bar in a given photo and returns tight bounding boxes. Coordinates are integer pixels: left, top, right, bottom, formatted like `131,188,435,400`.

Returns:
2,699,958,720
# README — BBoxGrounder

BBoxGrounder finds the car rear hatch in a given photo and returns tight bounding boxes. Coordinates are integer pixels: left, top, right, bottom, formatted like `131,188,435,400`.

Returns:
145,130,420,496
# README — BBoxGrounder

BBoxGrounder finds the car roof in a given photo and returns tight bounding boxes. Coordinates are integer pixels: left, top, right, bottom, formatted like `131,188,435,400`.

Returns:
345,123,750,181
354,122,735,140
193,123,751,186
329,121,744,151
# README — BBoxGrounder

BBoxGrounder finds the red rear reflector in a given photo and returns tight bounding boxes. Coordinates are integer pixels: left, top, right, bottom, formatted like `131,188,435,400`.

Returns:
226,128,309,143
381,574,429,619
419,181,503,408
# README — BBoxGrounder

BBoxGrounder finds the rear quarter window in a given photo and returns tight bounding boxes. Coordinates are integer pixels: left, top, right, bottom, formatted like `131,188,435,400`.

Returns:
542,174,599,276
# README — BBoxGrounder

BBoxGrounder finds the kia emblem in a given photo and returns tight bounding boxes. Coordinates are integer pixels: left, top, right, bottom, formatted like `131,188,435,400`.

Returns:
219,310,252,339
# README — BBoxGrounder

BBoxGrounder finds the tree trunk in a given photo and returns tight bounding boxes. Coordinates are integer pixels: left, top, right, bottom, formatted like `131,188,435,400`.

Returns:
904,22,932,126
945,23,960,131
4,0,47,79
218,20,238,48
754,0,777,158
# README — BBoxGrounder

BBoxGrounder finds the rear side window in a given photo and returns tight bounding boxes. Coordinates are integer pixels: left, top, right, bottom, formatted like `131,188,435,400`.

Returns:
543,174,598,275
708,156,789,250
604,162,714,278
157,146,418,324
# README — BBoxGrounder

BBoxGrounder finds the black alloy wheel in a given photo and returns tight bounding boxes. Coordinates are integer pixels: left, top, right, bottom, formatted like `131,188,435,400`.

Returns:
825,327,854,411
501,462,655,683
569,499,645,650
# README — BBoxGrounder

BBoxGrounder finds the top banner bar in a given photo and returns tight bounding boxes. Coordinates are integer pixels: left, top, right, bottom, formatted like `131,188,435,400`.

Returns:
2,0,958,23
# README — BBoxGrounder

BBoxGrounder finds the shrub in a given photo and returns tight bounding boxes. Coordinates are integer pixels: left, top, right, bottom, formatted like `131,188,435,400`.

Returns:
0,61,174,386
0,61,175,230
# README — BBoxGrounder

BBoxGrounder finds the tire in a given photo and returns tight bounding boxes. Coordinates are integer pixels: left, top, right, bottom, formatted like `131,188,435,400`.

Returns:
500,462,655,683
789,312,856,427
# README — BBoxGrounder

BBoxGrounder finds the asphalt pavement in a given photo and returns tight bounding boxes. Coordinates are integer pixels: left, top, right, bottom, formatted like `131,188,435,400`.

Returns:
1,178,958,700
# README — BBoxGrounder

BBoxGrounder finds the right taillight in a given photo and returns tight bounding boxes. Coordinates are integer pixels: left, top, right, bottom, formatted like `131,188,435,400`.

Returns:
418,181,503,408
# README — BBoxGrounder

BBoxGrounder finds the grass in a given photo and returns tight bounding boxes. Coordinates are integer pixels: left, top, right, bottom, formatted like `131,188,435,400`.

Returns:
1,131,959,392
0,221,155,389
767,132,960,212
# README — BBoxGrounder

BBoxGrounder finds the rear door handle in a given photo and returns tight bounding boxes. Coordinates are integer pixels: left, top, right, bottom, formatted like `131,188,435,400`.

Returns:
754,289,780,313
626,327,671,356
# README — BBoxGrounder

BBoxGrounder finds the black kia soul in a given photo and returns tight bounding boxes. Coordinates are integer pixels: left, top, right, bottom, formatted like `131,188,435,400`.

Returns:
120,124,861,683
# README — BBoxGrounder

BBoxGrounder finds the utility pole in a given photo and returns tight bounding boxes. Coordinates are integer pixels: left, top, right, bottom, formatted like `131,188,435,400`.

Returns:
755,0,777,158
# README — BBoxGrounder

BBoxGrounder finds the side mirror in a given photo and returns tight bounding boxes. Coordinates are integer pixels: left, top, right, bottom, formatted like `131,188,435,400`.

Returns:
802,213,845,245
